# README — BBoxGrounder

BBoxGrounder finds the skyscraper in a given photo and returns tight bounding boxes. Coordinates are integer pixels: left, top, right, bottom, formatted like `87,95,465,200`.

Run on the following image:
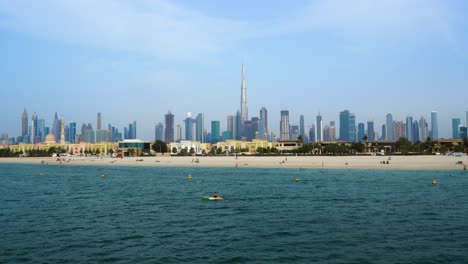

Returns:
280,110,290,140
329,121,336,141
240,63,248,122
227,115,236,140
394,121,404,140
235,110,242,140
60,116,65,144
349,113,356,142
155,123,164,141
367,121,375,141
37,119,45,142
357,123,365,142
165,111,174,143
431,111,438,139
97,112,102,130
381,124,386,140
290,125,299,140
21,108,28,139
406,115,413,142
309,124,316,143
184,113,194,140
69,122,76,143
176,125,182,142
419,117,428,142
52,112,60,143
412,121,420,142
195,113,204,142
211,121,220,143
339,110,350,141
316,113,323,142
452,118,461,139
258,119,265,140
386,113,394,141
300,115,305,140
260,107,268,138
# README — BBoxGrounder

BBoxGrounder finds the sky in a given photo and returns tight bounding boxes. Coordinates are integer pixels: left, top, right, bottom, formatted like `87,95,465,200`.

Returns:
0,0,467,140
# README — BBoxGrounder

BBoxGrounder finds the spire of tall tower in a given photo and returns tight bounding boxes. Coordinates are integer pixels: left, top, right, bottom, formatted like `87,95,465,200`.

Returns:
240,62,248,122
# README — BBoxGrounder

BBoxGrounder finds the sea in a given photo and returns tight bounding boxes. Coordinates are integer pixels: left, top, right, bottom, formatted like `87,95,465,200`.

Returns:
1,163,467,263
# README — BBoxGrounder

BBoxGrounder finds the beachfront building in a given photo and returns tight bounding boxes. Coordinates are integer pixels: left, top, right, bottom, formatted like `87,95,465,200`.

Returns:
169,140,204,155
117,139,150,157
277,140,303,152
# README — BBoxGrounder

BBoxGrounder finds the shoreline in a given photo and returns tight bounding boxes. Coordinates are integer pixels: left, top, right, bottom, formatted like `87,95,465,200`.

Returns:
0,155,467,170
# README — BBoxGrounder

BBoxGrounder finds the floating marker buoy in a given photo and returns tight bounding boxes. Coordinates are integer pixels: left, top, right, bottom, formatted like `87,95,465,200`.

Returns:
295,178,300,182
188,175,192,180
432,179,437,185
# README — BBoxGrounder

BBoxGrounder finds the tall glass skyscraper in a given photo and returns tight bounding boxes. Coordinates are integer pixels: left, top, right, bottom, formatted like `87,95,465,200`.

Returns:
412,121,420,142
300,115,305,139
227,115,236,140
184,113,194,140
165,111,174,143
280,110,290,140
21,108,28,138
357,123,365,142
339,110,350,141
195,113,204,142
431,111,438,139
406,115,413,142
69,122,76,143
367,121,375,141
155,123,164,141
386,113,394,141
316,114,322,142
419,117,428,142
211,121,220,143
235,111,242,140
260,107,268,139
452,118,461,139
349,113,356,142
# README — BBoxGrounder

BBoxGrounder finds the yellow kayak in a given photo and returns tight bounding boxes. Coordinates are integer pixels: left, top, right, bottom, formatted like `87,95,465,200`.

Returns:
201,195,224,201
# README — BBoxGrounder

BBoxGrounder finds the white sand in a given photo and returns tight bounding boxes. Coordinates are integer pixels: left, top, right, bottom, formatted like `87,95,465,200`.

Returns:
1,155,467,170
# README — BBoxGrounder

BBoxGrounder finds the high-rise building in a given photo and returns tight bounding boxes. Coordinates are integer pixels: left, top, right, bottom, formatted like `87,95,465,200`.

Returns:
258,119,265,140
235,111,242,140
31,112,38,143
243,118,258,141
176,125,182,142
367,121,375,141
280,110,290,140
394,121,404,140
300,115,305,139
290,125,299,140
227,115,236,140
412,121,419,142
260,107,268,139
155,122,164,141
38,119,45,142
97,112,102,130
69,122,76,143
195,113,204,143
381,124,386,140
309,124,316,143
386,113,394,141
357,123,365,142
184,113,194,140
21,108,28,139
165,111,174,143
329,121,336,141
211,121,220,143
459,126,467,139
419,117,428,142
349,113,356,142
452,118,461,139
339,110,350,141
316,113,322,142
60,116,65,144
82,123,95,143
406,116,413,142
96,129,110,142
52,112,60,143
240,63,248,122
431,111,438,139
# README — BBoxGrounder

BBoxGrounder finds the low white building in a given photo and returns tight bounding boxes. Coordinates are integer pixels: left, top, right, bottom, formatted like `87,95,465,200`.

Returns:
169,140,202,155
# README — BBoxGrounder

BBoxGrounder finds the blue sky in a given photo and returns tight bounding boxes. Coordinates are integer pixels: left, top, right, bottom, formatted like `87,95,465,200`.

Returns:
0,0,467,140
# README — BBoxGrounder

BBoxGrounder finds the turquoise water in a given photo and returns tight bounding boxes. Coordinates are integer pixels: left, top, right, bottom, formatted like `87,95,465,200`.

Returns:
1,163,467,263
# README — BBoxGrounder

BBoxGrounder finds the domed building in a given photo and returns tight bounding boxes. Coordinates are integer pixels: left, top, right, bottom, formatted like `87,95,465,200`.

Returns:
44,133,56,144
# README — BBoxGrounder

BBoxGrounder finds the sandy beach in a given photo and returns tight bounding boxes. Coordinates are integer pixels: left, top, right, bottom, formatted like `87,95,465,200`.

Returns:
1,155,467,170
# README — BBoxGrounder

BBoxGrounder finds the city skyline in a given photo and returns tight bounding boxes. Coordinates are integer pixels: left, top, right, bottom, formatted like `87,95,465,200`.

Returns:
1,1,467,139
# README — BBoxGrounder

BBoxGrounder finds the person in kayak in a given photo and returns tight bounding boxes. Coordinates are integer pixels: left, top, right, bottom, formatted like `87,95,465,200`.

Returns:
210,192,218,198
